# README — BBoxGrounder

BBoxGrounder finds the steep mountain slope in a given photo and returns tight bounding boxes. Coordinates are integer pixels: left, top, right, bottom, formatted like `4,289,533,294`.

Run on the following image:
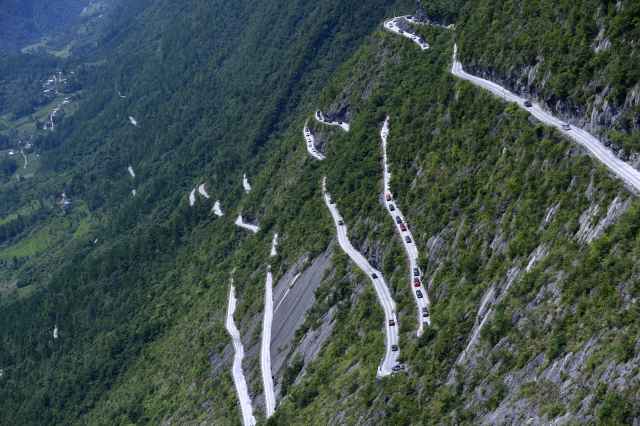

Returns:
0,0,91,52
457,0,640,156
0,0,413,424
0,0,639,425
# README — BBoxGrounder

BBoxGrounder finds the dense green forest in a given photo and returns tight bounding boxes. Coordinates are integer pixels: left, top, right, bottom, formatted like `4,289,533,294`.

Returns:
0,0,639,424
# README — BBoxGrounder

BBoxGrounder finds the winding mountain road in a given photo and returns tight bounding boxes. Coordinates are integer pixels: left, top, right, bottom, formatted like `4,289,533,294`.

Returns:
235,215,260,233
243,174,252,193
303,123,326,161
315,111,350,132
212,200,224,217
261,269,276,418
226,284,257,426
198,184,210,199
380,117,431,337
451,44,640,193
270,233,279,257
383,17,429,50
322,177,401,377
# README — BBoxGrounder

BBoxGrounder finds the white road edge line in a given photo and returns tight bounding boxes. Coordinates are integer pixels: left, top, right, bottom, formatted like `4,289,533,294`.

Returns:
380,116,431,337
225,284,257,426
274,272,301,313
261,269,276,418
452,43,640,194
322,177,401,377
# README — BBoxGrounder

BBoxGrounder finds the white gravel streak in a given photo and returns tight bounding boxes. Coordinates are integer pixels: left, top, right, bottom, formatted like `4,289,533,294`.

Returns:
261,269,276,418
127,166,136,178
451,43,640,193
225,284,257,426
128,116,139,127
322,177,401,377
380,116,431,337
189,188,197,207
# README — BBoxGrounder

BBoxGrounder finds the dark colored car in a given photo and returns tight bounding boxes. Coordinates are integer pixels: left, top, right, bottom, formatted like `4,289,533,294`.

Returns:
413,267,420,277
422,307,430,317
562,123,571,131
405,235,412,244
338,219,344,225
371,272,378,279
392,364,405,372
391,345,399,352
389,319,395,326
416,290,423,298
395,216,402,224
389,204,395,211
524,100,532,107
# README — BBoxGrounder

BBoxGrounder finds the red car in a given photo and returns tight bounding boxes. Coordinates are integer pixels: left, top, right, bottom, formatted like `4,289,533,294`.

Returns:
413,278,421,287
399,223,407,232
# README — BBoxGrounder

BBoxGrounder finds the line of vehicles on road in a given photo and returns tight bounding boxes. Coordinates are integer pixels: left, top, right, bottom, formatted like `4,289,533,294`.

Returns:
329,192,431,336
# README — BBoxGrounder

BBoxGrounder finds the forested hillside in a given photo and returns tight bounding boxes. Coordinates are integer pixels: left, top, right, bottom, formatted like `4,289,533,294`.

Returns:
0,0,639,425
0,0,90,51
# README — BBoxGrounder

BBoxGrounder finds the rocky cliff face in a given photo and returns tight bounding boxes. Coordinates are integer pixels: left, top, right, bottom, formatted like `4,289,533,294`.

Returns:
458,0,640,161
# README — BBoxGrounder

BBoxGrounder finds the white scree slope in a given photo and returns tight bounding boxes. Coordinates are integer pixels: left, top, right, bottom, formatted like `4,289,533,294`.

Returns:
380,117,431,337
322,177,401,377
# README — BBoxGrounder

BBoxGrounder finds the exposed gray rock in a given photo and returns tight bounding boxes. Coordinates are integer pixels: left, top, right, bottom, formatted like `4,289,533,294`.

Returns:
575,196,630,244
